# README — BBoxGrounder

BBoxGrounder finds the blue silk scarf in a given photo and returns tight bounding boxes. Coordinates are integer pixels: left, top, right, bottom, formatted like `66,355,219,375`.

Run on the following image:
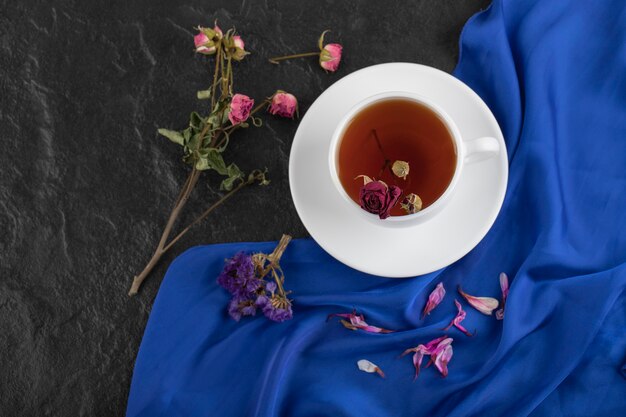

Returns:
127,1,626,415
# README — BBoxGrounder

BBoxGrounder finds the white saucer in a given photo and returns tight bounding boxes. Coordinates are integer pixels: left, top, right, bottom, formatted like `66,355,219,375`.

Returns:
289,63,508,277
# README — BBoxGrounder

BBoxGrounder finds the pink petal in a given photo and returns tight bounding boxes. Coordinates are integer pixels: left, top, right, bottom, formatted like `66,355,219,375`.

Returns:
458,286,499,316
443,300,474,336
422,282,446,318
194,32,209,48
328,311,395,333
423,335,448,353
499,272,509,299
433,344,453,377
233,35,245,50
412,350,425,380
496,272,509,320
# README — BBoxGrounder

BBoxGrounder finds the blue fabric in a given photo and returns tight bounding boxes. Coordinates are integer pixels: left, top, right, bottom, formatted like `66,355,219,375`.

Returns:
126,0,626,416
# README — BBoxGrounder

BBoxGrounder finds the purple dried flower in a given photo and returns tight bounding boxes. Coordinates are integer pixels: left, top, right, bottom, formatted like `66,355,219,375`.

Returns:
227,295,257,321
262,295,293,322
217,252,261,297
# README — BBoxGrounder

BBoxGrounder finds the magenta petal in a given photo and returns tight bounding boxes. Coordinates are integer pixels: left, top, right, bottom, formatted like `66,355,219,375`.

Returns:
433,344,453,377
422,283,446,318
412,351,425,380
496,272,510,320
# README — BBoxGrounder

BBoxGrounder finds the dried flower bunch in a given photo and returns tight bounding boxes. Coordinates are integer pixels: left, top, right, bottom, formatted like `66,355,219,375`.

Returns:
128,23,299,296
218,235,294,322
355,130,423,219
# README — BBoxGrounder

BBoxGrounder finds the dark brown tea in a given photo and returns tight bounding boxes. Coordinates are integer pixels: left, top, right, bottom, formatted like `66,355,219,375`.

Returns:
337,98,457,216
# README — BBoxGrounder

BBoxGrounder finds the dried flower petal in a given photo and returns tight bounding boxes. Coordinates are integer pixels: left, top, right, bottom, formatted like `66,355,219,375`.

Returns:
458,286,499,316
422,283,446,318
496,272,509,320
357,359,385,378
354,174,373,185
443,300,474,337
392,160,410,179
328,310,395,333
433,344,453,377
401,336,452,380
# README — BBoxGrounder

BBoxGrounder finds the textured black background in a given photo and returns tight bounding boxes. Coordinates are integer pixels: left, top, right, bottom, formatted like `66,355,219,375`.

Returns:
0,1,490,415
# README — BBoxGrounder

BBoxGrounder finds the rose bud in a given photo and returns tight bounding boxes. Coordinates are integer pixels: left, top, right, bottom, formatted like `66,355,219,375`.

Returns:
268,91,298,118
401,193,423,214
318,30,342,72
392,160,410,179
194,25,223,55
231,35,249,61
228,94,254,125
358,180,402,220
194,31,215,55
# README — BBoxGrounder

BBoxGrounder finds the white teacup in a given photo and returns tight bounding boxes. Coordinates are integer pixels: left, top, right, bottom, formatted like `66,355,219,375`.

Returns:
328,91,500,227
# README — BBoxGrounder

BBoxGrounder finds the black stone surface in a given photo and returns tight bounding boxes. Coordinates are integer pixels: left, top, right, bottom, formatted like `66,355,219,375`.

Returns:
0,1,491,415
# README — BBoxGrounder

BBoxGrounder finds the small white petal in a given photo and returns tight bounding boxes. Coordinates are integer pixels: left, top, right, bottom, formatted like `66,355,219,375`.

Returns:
357,359,379,373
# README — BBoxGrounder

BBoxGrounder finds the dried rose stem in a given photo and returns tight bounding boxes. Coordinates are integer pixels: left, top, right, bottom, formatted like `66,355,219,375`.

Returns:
268,51,319,64
129,171,261,296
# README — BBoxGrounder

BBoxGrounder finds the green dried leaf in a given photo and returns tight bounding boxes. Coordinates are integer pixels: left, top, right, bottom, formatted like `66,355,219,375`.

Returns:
195,157,211,171
205,149,228,175
220,163,243,191
197,89,211,100
157,129,184,146
189,111,204,132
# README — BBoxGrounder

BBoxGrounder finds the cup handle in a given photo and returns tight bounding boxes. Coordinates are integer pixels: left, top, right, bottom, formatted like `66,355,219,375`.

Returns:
464,136,500,164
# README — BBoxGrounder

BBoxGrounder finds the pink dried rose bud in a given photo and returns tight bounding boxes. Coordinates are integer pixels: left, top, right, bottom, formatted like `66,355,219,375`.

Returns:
194,25,223,55
320,43,342,72
228,94,254,125
458,286,499,316
496,272,509,320
194,32,215,55
268,91,298,118
318,30,342,72
422,282,446,318
231,35,248,61
443,300,474,337
327,310,395,333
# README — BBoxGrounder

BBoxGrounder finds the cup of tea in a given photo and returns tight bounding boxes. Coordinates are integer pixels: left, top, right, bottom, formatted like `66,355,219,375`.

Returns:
328,91,500,226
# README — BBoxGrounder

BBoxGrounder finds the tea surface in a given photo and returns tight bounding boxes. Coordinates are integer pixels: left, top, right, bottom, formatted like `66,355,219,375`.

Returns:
337,98,457,216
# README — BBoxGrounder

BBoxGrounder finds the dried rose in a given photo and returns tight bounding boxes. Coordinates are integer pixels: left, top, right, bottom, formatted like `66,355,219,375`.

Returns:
458,286,499,316
194,25,222,55
401,193,422,214
401,336,453,379
231,35,248,61
228,94,254,125
194,32,215,55
496,272,509,320
443,300,474,337
358,180,402,220
268,91,298,118
392,160,410,179
357,359,385,378
268,30,342,73
327,310,395,333
422,282,445,318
